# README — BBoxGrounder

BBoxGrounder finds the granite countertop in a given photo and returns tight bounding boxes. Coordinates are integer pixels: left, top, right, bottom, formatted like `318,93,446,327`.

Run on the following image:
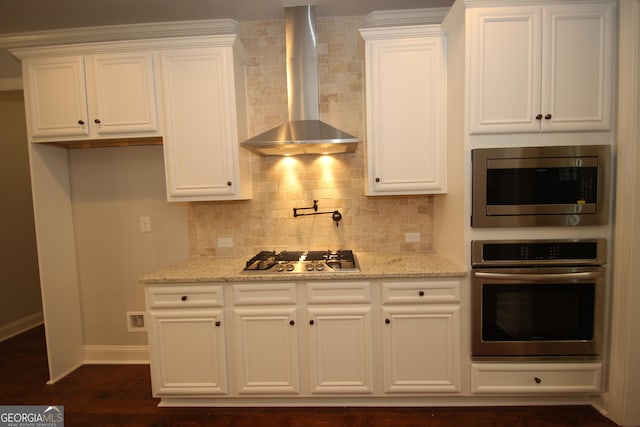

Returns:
139,252,467,284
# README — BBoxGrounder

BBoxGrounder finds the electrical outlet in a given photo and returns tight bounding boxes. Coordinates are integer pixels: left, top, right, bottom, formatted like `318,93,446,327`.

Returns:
127,312,146,332
405,232,420,242
218,237,234,248
139,216,151,233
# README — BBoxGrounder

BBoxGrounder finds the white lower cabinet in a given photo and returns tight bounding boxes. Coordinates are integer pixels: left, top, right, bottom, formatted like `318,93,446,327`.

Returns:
231,282,300,395
471,362,602,394
307,306,374,394
146,285,228,397
306,281,374,394
145,278,596,404
233,307,300,394
380,280,461,393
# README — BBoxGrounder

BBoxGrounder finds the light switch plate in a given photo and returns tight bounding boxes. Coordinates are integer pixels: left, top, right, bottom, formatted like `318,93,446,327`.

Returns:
139,216,151,233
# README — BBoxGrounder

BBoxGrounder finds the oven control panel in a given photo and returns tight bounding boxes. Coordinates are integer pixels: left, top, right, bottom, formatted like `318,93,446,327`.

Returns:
472,239,606,267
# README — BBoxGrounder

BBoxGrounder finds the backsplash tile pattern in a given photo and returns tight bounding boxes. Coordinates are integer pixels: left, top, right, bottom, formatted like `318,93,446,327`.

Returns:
188,17,435,258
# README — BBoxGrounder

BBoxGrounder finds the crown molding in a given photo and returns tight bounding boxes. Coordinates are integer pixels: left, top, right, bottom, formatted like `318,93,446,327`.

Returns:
0,19,239,49
364,7,450,27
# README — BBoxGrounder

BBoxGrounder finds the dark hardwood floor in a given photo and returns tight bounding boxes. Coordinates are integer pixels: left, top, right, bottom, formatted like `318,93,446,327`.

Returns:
1,325,620,427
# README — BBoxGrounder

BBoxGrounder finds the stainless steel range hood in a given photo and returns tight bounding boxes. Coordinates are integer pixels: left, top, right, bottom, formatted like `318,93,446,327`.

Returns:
240,5,359,156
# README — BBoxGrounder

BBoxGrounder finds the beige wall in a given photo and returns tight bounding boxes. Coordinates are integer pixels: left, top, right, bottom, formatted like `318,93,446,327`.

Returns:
69,146,189,345
189,17,436,258
0,91,42,339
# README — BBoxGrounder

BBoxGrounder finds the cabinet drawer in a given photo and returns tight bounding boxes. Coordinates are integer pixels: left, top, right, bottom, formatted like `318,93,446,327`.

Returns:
471,363,602,394
233,283,297,305
306,281,371,304
381,280,460,304
147,285,224,309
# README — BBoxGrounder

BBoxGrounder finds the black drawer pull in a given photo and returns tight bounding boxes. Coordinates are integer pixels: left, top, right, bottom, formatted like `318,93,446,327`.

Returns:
385,318,391,324
215,321,221,327
309,320,315,325
418,290,425,297
180,295,187,301
534,377,542,384
289,320,295,326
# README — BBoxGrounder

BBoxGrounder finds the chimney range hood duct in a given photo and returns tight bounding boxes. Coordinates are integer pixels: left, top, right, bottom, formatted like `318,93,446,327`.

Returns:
240,5,359,156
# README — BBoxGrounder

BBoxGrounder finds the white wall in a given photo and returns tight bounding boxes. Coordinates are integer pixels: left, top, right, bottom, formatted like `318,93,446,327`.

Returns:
0,90,42,341
69,145,189,346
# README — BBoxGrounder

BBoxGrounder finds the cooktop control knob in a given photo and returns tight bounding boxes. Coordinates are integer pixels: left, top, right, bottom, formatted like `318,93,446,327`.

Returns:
315,264,325,271
276,264,285,272
305,263,315,271
286,263,295,272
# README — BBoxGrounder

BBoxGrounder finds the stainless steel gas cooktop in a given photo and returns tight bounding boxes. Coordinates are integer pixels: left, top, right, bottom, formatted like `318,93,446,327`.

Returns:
242,250,359,273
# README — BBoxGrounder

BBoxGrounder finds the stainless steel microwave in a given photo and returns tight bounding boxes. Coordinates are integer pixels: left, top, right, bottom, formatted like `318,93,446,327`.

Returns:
471,145,610,227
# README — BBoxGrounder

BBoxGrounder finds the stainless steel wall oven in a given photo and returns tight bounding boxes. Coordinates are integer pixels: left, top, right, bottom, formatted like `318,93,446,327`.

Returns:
471,239,605,360
471,145,610,227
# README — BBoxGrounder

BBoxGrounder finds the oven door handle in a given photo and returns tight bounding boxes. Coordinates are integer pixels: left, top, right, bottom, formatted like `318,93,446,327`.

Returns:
474,271,602,281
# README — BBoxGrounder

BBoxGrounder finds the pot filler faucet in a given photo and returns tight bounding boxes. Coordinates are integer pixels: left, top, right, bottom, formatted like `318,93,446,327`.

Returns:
293,200,342,227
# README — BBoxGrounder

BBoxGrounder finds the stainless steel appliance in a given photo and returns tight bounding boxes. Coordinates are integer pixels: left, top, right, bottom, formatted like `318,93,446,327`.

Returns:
471,239,606,359
240,5,359,156
471,145,610,227
242,250,359,274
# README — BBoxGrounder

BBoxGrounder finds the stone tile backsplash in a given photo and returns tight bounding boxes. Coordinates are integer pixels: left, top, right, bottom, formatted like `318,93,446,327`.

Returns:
188,17,435,258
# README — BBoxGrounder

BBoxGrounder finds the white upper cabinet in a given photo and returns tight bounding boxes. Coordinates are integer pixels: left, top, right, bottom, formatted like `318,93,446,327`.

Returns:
86,53,159,136
468,2,614,134
361,25,447,195
159,39,251,201
21,52,159,141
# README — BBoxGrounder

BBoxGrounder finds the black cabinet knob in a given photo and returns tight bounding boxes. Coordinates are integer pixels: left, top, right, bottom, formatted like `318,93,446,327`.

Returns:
544,114,552,120
289,320,295,326
227,181,232,186
78,120,85,125
534,377,542,384
180,295,187,301
309,319,315,325
418,290,425,297
375,177,381,183
535,114,543,120
94,119,101,124
385,318,391,324
215,321,221,327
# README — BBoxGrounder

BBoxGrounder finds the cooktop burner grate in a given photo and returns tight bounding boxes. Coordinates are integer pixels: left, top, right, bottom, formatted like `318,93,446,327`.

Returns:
242,250,359,273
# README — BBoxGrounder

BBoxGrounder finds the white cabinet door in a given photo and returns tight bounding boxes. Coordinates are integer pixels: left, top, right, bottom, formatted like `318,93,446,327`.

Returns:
361,26,447,195
307,306,374,394
381,305,460,393
233,307,300,394
468,6,542,134
160,47,251,202
468,2,614,134
86,52,159,136
541,3,614,132
148,309,228,396
23,56,90,139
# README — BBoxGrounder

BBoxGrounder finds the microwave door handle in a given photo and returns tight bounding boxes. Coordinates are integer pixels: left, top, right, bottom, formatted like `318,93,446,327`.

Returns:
474,271,602,281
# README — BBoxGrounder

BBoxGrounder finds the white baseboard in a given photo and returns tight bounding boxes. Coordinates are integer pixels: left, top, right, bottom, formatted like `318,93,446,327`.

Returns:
83,345,149,364
0,312,44,342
